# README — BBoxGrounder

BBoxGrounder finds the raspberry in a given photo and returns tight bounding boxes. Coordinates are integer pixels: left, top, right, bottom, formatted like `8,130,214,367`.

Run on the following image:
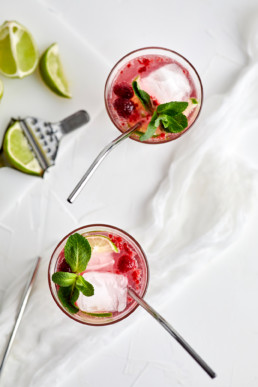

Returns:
57,258,71,273
138,66,146,73
113,98,135,118
137,58,150,66
113,82,134,99
117,255,136,273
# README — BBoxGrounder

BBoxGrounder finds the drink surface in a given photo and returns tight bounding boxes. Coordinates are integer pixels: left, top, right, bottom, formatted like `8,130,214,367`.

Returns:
54,230,147,323
106,53,201,143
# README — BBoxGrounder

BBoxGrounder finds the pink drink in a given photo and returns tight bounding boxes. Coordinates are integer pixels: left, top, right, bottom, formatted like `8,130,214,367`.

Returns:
48,225,149,326
105,47,203,144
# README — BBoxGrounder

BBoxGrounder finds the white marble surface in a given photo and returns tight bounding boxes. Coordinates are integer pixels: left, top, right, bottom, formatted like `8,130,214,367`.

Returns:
1,0,258,386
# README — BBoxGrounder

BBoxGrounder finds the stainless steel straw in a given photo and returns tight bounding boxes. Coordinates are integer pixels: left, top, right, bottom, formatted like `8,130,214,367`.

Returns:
0,257,41,376
67,122,141,203
128,288,216,379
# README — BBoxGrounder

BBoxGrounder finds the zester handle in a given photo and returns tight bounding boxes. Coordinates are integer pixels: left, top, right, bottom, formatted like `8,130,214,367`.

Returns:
60,110,90,134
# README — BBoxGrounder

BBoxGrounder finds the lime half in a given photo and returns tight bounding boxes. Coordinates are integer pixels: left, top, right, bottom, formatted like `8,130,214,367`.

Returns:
3,121,43,176
0,20,38,78
84,235,119,253
39,43,71,98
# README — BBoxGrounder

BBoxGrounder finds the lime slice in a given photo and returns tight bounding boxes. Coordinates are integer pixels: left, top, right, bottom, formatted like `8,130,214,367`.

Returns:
39,43,71,98
84,234,119,253
0,79,3,100
81,311,113,317
0,20,38,78
3,121,43,176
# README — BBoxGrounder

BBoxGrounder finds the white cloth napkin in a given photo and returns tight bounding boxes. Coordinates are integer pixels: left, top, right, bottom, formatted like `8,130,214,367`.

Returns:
1,17,258,387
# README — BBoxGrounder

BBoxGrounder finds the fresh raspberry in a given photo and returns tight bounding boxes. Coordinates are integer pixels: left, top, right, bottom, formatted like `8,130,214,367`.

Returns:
138,58,150,66
117,255,136,273
123,243,133,256
128,109,140,123
57,257,71,273
113,98,135,118
152,98,159,106
138,66,146,73
113,82,134,99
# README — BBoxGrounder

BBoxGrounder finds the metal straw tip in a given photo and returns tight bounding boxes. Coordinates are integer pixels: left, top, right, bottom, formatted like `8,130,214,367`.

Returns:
67,191,76,203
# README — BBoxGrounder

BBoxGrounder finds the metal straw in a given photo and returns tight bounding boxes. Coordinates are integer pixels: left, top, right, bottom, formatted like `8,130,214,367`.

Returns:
67,122,142,203
0,257,41,376
128,288,216,379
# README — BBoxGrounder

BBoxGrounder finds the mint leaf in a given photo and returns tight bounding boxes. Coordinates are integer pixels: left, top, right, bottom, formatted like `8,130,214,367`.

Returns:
132,79,152,112
76,275,94,297
159,113,188,133
157,101,188,115
64,233,91,273
140,111,158,141
190,98,198,104
172,113,188,130
58,285,79,314
52,272,77,287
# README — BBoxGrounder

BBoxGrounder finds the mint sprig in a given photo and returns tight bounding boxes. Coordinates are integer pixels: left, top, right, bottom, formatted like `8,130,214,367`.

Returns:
52,272,94,296
132,78,153,112
52,233,94,314
140,101,189,141
131,79,190,141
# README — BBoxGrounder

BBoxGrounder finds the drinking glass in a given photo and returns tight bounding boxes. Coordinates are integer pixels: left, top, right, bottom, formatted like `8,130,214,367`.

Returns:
48,224,149,326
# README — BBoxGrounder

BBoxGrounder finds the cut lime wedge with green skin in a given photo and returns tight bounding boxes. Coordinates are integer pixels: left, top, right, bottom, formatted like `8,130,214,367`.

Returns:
83,234,119,253
3,121,43,176
0,20,38,78
81,311,113,317
39,43,71,98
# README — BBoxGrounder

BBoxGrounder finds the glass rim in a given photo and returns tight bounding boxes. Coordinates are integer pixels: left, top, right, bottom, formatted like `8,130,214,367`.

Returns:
104,46,203,145
48,223,149,326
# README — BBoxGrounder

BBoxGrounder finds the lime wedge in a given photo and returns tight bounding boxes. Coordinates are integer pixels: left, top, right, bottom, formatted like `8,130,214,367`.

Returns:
3,121,43,176
39,43,71,98
83,234,119,253
81,311,113,317
0,20,38,78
